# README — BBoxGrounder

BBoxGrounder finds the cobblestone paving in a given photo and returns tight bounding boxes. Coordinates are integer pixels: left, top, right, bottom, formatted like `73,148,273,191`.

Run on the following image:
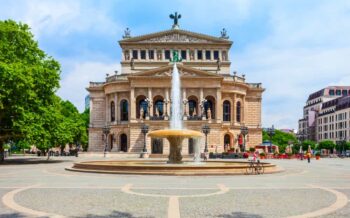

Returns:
0,156,349,217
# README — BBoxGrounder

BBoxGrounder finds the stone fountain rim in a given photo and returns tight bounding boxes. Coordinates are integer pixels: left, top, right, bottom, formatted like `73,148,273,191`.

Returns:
147,129,202,138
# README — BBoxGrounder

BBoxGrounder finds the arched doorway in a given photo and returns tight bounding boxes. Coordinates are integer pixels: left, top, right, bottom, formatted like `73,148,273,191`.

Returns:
120,134,128,152
224,134,231,151
188,96,198,117
136,95,148,119
188,138,194,154
151,138,163,154
153,96,164,117
120,100,129,121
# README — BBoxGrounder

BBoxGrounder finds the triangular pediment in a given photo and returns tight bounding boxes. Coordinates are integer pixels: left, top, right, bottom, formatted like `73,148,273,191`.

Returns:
119,29,232,44
128,64,223,78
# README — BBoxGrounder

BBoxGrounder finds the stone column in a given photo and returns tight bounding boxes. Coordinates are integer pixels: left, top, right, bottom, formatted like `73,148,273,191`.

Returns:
219,49,222,61
194,49,198,60
211,50,214,61
165,88,170,119
105,94,109,123
146,49,149,60
148,88,153,117
183,88,186,116
200,88,205,119
216,88,222,123
232,94,236,125
114,93,118,124
130,88,136,122
242,96,246,124
162,49,165,60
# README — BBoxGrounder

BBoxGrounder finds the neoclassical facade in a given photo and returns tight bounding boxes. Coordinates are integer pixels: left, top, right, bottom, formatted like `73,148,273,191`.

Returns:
87,21,264,154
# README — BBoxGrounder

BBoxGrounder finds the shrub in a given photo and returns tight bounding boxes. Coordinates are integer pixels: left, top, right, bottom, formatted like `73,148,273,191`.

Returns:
249,147,255,152
260,152,266,157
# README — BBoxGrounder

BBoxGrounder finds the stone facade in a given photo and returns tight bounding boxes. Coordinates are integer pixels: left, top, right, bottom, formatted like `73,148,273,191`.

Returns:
87,24,264,154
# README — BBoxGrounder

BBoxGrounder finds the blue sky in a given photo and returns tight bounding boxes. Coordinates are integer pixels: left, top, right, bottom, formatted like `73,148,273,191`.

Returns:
1,0,350,129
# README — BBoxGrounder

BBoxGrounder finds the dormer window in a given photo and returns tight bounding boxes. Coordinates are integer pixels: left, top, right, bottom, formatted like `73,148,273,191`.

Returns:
197,50,203,60
132,50,138,59
214,50,219,60
148,50,154,59
205,50,211,60
181,50,187,60
140,50,146,59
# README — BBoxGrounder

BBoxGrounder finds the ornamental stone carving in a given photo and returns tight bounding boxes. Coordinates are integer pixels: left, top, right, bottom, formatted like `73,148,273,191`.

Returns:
139,33,209,43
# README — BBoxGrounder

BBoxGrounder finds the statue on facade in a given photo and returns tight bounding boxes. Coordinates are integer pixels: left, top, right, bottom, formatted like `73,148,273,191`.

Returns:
123,27,131,39
216,57,221,71
130,58,135,70
190,50,194,60
155,106,159,117
124,50,130,60
140,107,144,120
207,108,212,120
182,99,188,116
169,12,181,29
170,50,182,63
220,28,229,39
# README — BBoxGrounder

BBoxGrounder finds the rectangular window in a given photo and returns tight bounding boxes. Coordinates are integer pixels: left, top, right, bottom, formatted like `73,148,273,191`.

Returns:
197,50,203,60
148,50,154,59
336,90,341,95
181,50,187,60
214,50,219,60
165,50,171,60
205,50,211,60
329,89,335,95
342,90,348,96
132,50,138,59
140,50,146,59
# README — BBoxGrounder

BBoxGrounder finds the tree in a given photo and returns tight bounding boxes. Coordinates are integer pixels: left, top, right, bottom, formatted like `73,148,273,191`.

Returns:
262,129,298,153
318,140,335,150
0,20,60,161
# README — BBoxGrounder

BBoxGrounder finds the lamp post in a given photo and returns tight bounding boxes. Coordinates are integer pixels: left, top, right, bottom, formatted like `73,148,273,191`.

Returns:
240,126,249,152
267,125,275,153
102,125,110,157
202,124,210,152
140,124,149,158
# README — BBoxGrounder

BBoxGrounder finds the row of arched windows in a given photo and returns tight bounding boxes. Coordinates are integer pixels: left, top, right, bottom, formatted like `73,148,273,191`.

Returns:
110,97,242,123
110,100,129,122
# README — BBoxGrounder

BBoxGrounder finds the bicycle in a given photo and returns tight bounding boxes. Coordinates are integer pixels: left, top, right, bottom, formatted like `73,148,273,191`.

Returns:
246,160,264,175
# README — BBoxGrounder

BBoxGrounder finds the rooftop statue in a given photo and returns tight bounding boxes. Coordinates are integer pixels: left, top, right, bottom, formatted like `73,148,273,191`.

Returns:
220,28,229,39
170,12,181,29
123,27,131,38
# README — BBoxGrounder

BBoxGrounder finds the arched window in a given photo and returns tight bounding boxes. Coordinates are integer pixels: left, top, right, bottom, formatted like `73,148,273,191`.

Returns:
154,100,164,116
236,101,241,122
110,101,115,122
204,96,215,119
120,134,128,152
120,100,128,121
223,100,231,121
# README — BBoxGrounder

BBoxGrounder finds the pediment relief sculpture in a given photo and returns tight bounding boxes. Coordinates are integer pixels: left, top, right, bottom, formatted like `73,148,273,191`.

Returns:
139,33,210,43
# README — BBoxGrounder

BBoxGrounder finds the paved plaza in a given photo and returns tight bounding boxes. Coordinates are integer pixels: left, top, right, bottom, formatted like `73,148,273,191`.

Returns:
0,157,350,218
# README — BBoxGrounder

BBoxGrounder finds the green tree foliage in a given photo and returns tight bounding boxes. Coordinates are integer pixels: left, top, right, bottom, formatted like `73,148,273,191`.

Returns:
318,140,335,150
262,129,298,153
0,20,60,161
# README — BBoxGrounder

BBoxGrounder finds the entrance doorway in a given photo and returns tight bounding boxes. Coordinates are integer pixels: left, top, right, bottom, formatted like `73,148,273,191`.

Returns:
108,134,114,151
151,138,163,154
188,138,194,154
120,134,128,152
224,134,231,151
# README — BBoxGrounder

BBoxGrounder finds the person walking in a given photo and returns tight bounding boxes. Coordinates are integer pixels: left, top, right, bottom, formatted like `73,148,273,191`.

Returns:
307,152,311,163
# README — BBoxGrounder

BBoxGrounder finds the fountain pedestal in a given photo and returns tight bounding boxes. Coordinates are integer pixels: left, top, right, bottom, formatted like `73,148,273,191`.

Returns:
167,136,185,164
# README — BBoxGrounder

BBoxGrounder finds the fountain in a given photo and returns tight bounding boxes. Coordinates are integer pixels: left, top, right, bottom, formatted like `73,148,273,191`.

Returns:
147,63,202,164
67,54,280,175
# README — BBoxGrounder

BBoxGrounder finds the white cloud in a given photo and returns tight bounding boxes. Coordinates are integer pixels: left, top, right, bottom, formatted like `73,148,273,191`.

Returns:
57,61,120,112
0,0,121,38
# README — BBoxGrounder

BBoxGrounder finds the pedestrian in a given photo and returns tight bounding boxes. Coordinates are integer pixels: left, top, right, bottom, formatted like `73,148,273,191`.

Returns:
307,152,311,163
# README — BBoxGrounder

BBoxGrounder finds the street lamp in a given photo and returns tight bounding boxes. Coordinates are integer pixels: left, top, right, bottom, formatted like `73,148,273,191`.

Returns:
202,124,210,152
102,125,110,157
141,124,149,157
240,126,249,152
267,125,275,153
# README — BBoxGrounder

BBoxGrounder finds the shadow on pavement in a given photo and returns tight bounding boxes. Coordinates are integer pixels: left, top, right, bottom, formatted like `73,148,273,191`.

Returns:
0,157,72,165
218,211,263,218
76,210,154,218
0,213,27,218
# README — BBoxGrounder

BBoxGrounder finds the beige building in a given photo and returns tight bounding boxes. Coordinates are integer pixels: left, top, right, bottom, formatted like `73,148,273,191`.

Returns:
87,18,264,154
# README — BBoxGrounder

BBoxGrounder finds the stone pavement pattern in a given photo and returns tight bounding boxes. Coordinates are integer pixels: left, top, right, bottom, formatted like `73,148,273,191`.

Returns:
0,157,349,217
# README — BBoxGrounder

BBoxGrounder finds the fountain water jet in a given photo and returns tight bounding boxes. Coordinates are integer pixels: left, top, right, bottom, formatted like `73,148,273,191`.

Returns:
148,63,202,164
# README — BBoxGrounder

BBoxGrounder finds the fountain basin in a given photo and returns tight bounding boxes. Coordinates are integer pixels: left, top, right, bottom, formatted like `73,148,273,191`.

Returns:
148,129,202,164
67,160,281,176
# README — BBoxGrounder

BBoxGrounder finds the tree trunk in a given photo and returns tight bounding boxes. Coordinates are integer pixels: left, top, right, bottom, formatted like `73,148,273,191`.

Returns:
0,141,4,163
47,149,50,160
